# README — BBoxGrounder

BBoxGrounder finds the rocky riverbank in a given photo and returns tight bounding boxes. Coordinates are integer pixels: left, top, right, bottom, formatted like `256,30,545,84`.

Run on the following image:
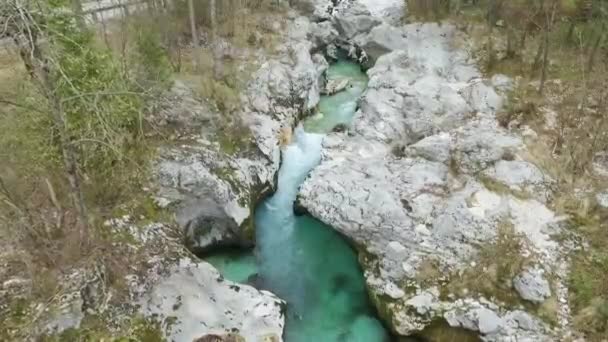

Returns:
154,15,329,254
297,0,577,340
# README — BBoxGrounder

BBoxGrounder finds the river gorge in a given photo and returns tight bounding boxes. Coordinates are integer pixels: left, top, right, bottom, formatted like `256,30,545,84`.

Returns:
205,60,391,341
105,1,574,341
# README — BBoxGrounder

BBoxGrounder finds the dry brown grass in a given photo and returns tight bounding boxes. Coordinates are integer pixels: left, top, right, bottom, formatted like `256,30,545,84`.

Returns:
444,222,532,301
456,9,608,338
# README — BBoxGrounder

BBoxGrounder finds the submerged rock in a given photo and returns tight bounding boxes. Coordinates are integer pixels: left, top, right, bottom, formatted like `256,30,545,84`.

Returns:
332,123,349,133
323,78,350,95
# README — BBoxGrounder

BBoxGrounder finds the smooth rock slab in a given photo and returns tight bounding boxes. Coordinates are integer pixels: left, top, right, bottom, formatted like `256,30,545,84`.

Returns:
140,258,285,342
324,78,351,95
405,133,453,164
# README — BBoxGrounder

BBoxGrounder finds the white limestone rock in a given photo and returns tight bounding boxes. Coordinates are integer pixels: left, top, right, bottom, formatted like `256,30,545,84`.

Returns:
310,21,339,50
491,74,514,93
323,78,350,95
513,266,552,303
297,17,563,341
483,160,553,201
333,3,381,40
453,119,522,174
596,191,608,209
445,304,553,341
358,0,405,24
405,133,453,164
140,259,285,342
354,23,408,65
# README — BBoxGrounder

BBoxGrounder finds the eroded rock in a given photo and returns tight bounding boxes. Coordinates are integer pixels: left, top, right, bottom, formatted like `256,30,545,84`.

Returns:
513,266,552,304
323,78,350,95
333,3,381,39
140,259,285,342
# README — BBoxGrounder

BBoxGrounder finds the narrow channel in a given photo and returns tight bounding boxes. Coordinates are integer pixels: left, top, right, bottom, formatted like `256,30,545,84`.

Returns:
205,60,389,341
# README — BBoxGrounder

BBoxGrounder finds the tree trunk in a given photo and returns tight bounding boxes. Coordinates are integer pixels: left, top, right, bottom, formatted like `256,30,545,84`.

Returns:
531,36,544,74
71,0,86,31
520,25,528,50
51,98,90,247
539,0,557,94
210,0,223,80
566,20,576,44
14,32,90,246
188,0,200,70
506,26,515,59
587,25,605,72
538,26,550,94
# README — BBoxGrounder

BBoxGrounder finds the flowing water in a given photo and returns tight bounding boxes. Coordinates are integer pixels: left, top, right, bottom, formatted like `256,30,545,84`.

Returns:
205,60,389,341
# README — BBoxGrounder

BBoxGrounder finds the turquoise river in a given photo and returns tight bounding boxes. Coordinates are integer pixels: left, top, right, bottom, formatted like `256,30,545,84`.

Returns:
205,60,390,342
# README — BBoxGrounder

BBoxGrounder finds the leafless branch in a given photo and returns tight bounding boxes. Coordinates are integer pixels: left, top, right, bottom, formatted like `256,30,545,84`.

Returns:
0,98,47,114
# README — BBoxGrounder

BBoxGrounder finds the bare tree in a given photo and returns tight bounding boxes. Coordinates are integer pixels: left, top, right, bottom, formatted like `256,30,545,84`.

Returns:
210,0,223,80
2,0,98,246
71,0,86,30
539,0,558,94
188,0,200,69
586,22,605,72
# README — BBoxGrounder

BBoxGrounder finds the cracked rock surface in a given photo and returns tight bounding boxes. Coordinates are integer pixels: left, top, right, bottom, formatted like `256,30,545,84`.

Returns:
140,258,284,342
298,1,573,340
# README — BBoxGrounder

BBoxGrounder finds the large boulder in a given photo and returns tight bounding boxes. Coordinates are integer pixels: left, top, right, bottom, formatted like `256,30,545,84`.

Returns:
140,259,285,342
358,0,406,25
156,146,271,252
354,23,408,65
405,133,453,164
333,3,381,40
513,266,552,303
353,25,493,144
323,78,350,95
309,21,339,50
